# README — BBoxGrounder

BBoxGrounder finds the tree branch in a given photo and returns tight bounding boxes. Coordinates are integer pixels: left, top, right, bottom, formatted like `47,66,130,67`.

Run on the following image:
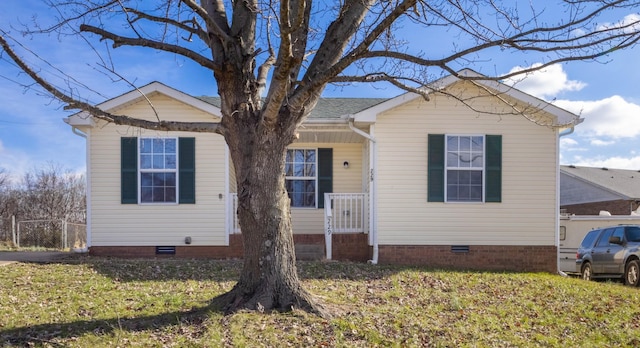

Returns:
263,0,310,127
315,0,639,97
298,0,415,100
180,0,232,44
122,6,209,44
0,33,219,133
80,24,219,71
331,73,431,99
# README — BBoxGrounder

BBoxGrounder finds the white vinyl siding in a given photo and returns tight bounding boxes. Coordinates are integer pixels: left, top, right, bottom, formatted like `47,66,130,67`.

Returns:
89,94,227,246
374,84,558,246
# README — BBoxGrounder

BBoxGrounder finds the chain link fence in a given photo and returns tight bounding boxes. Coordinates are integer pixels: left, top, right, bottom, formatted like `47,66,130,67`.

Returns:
0,217,14,245
0,217,86,250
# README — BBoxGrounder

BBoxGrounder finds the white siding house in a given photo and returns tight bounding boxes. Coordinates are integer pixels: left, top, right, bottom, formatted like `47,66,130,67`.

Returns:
66,70,582,271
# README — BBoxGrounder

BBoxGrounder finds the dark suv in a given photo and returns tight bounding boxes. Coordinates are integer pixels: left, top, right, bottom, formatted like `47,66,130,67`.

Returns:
576,225,640,286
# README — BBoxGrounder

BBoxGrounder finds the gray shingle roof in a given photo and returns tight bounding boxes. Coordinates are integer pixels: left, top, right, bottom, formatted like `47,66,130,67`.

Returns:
197,97,388,119
561,165,640,199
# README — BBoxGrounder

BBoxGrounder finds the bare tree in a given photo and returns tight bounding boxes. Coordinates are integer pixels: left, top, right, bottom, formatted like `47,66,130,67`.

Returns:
0,165,85,242
0,169,7,189
1,0,638,316
20,164,86,223
0,169,12,240
0,165,85,222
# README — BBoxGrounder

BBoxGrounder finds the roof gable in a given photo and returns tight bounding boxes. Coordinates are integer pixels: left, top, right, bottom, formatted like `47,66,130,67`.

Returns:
561,165,640,201
352,69,582,127
65,69,581,128
66,82,221,126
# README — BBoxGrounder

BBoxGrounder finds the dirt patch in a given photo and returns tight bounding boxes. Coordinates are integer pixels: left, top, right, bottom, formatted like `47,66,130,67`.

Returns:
0,251,78,266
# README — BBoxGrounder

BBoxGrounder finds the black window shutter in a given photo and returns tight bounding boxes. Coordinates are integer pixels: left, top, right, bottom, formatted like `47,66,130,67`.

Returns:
485,135,502,203
121,137,138,204
427,134,445,202
317,148,333,208
179,137,196,204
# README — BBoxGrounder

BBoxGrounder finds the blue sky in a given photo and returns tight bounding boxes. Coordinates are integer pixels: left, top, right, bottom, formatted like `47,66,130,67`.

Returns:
1,1,639,181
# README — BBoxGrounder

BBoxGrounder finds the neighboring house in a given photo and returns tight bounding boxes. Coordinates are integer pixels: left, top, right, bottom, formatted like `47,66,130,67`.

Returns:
65,69,581,273
560,165,640,215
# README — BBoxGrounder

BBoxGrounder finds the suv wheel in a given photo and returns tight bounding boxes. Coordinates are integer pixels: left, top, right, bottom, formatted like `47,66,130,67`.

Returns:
581,262,592,281
625,260,640,287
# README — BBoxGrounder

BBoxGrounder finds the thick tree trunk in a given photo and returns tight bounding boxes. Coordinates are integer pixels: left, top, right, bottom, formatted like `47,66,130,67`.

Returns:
211,115,328,317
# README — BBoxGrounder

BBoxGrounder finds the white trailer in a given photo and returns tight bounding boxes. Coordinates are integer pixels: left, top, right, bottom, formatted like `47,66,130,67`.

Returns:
559,213,640,274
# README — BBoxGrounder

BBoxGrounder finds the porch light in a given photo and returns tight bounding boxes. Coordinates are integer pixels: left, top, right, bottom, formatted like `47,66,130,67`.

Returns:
343,161,349,169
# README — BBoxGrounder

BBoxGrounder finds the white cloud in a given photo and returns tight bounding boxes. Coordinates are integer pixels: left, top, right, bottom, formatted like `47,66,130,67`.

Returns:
560,137,589,153
560,137,578,147
598,13,640,34
590,139,615,146
0,147,34,181
554,96,640,139
504,63,586,99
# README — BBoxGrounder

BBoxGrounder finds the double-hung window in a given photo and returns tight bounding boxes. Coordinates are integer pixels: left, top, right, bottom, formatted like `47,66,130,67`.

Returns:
139,138,177,203
285,149,317,207
121,137,195,204
428,134,501,203
446,135,484,202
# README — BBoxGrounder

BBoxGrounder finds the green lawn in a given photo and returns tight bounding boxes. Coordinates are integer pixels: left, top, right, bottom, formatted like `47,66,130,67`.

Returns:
1,257,639,347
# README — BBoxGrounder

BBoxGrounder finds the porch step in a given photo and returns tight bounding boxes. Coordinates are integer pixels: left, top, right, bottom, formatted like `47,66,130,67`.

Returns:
295,244,325,261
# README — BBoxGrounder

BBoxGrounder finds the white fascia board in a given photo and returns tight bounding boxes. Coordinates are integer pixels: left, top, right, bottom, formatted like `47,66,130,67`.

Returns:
350,73,462,123
351,92,419,123
302,118,349,125
468,76,582,127
64,113,95,127
64,81,222,127
98,81,221,115
351,68,582,127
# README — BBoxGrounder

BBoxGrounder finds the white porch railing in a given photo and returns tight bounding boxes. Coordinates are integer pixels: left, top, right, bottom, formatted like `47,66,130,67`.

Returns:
231,193,241,234
230,192,368,236
324,193,369,260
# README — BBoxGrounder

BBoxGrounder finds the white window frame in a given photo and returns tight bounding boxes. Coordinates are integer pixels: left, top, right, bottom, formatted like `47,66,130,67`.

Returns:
285,148,318,209
138,137,179,205
444,134,485,203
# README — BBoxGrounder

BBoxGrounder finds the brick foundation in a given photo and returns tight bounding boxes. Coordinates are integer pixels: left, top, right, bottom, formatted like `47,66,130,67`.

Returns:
89,234,245,259
562,199,639,216
331,233,371,262
378,245,557,273
89,233,370,262
89,237,555,273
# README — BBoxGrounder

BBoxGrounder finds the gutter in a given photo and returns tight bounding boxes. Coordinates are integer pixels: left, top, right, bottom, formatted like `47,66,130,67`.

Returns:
348,118,378,264
71,127,87,139
556,126,576,277
559,126,575,138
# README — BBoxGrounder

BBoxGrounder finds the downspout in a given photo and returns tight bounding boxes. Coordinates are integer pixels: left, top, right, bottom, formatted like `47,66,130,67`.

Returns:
556,126,575,276
69,126,90,253
348,118,378,264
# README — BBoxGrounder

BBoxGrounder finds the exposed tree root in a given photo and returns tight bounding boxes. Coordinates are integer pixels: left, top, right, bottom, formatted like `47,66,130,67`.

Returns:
211,282,332,319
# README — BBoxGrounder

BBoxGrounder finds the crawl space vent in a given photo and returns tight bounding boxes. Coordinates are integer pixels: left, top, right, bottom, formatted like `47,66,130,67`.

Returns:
451,245,470,253
156,246,176,255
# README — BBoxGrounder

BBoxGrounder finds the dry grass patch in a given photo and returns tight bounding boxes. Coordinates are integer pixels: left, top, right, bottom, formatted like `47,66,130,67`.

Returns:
1,257,639,347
